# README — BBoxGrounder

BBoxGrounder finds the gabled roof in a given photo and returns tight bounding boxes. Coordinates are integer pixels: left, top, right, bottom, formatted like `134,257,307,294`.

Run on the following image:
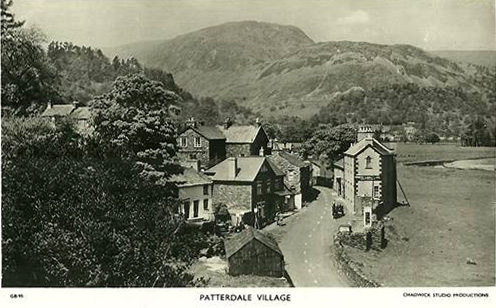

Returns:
277,151,309,168
344,137,394,157
206,156,284,182
225,226,283,258
333,158,344,169
216,125,264,143
41,104,75,117
180,125,226,140
169,167,212,187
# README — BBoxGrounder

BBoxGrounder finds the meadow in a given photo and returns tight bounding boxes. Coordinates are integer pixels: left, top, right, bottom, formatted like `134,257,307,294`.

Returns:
345,144,495,287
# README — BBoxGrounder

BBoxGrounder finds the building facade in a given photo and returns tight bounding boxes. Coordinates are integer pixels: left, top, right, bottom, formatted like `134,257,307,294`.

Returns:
177,119,226,168
268,151,311,209
216,119,270,158
205,156,287,228
341,127,397,221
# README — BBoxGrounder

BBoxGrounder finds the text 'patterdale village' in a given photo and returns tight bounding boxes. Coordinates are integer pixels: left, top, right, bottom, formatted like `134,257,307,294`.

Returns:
1,0,495,292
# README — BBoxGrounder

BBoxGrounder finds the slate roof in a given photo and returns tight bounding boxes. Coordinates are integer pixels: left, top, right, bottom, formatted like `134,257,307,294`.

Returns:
41,104,75,117
181,125,226,140
344,137,394,157
225,226,283,258
169,167,212,187
41,104,92,120
216,125,263,143
206,156,284,182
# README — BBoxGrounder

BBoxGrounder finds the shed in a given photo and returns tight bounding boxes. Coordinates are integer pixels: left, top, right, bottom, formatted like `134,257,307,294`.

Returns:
224,226,284,277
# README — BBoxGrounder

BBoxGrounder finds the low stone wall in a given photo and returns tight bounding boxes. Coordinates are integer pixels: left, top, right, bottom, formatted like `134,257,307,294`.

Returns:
333,237,381,287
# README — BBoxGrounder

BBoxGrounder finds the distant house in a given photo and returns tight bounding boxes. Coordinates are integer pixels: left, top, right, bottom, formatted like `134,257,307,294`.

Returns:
41,102,92,134
216,118,270,158
170,166,214,222
177,118,226,168
341,126,397,224
403,122,418,141
309,159,333,187
225,226,284,277
205,156,287,228
268,150,311,209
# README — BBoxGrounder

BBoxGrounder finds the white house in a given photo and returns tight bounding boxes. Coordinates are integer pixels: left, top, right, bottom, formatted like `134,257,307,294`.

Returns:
170,167,214,221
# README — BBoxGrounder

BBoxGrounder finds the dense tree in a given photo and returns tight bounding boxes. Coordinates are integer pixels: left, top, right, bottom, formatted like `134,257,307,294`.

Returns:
91,74,183,182
303,124,357,161
1,25,60,114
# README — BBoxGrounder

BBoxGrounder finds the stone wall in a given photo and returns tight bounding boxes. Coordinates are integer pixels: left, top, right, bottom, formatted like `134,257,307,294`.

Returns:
335,222,386,251
214,183,252,215
333,237,381,287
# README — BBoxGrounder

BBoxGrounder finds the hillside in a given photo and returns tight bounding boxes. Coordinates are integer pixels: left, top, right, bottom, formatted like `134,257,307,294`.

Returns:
430,50,496,68
106,21,493,118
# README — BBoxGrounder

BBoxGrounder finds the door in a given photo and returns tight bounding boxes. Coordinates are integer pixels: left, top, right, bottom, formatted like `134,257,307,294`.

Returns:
183,201,190,219
193,200,199,218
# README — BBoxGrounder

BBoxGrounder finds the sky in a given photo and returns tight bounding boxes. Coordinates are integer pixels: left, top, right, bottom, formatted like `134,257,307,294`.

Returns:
12,0,496,51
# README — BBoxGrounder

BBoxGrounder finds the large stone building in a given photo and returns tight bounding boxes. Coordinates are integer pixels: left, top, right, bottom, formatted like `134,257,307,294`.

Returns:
216,118,270,158
336,127,397,225
177,118,227,168
205,156,287,228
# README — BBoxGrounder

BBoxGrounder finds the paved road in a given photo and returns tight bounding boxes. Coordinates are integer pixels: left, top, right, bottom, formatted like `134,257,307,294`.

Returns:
267,186,349,287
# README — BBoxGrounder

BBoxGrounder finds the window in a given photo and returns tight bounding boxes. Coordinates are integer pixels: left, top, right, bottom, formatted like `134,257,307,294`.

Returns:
373,185,379,198
275,179,283,190
183,201,190,219
203,185,209,195
194,137,202,148
267,179,272,193
193,200,199,217
366,156,372,169
203,199,209,211
180,137,187,147
256,181,263,195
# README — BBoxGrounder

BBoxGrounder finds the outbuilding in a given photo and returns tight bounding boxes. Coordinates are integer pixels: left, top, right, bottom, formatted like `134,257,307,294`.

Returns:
225,226,284,277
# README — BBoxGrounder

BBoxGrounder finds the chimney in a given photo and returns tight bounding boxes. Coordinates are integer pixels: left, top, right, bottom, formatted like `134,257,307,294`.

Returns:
186,117,197,128
227,157,238,178
72,101,79,108
223,117,232,129
255,117,261,126
357,126,373,142
47,101,53,109
182,160,201,171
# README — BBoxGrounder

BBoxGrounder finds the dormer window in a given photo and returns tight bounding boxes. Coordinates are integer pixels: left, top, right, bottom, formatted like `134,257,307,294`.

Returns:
366,156,372,169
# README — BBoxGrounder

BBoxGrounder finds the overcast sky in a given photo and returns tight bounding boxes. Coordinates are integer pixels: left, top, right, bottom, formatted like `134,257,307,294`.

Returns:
12,0,496,50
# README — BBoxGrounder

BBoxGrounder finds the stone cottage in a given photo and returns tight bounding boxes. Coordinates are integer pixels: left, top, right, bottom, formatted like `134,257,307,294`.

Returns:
205,156,287,228
177,118,226,168
216,118,270,158
268,150,311,209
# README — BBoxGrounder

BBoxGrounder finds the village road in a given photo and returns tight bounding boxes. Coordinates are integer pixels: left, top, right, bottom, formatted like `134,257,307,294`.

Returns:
267,186,350,287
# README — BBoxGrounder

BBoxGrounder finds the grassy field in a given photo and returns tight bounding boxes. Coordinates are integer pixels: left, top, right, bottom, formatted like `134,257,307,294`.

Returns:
344,144,495,287
386,143,495,163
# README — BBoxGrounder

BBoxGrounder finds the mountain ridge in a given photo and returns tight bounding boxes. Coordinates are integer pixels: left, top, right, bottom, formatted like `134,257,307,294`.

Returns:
104,21,492,118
